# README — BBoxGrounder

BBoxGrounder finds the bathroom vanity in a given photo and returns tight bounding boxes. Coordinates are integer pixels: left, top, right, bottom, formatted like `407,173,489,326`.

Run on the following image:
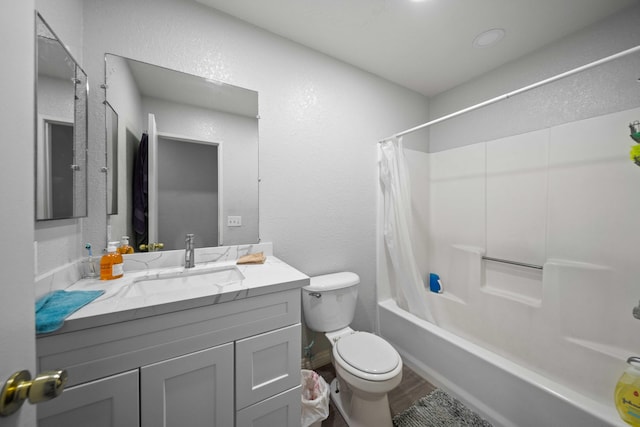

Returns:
35,247,308,427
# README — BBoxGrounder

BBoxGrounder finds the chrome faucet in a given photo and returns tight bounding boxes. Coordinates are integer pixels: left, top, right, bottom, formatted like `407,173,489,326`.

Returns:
185,234,195,268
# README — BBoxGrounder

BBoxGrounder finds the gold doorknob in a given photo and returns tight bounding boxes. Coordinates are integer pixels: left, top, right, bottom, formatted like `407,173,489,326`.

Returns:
0,370,67,417
139,242,164,252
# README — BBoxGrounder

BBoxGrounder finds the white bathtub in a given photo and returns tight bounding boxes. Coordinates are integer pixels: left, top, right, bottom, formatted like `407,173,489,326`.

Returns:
378,299,627,427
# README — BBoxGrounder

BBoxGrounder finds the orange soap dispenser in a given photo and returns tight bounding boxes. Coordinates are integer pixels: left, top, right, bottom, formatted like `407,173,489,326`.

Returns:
100,241,124,280
615,356,640,426
118,235,134,254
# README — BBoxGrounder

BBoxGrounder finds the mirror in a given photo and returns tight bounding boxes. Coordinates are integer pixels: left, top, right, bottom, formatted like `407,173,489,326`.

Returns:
35,12,88,220
104,55,259,251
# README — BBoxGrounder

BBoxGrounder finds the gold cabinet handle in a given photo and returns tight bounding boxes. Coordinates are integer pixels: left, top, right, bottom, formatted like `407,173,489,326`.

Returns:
139,242,164,252
0,370,68,417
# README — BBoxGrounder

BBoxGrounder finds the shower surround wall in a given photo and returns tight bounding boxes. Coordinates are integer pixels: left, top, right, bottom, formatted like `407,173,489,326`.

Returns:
380,106,640,420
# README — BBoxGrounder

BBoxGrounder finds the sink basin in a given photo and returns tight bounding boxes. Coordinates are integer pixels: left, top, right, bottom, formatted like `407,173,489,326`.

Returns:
123,264,245,298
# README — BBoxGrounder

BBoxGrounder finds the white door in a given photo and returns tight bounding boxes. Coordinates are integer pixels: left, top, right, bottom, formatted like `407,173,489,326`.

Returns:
156,135,222,249
0,1,38,426
147,113,159,245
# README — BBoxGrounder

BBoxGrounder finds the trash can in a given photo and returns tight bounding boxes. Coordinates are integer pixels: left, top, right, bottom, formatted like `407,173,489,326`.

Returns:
301,369,330,427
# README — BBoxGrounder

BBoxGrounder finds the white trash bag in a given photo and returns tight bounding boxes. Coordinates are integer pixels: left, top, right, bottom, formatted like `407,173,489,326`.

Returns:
301,369,330,427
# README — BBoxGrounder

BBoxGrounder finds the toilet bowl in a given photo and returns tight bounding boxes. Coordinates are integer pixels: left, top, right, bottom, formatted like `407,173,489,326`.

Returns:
302,272,403,427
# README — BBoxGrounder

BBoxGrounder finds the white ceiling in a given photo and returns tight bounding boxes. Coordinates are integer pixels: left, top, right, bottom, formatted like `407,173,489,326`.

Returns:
195,0,638,97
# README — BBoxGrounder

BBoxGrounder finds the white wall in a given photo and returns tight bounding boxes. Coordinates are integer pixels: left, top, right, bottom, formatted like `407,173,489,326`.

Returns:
78,0,429,334
37,76,74,119
428,3,640,152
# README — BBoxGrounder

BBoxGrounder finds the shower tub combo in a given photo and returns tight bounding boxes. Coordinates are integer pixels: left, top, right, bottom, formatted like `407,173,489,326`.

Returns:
375,44,640,426
377,243,635,427
376,114,640,426
379,295,627,427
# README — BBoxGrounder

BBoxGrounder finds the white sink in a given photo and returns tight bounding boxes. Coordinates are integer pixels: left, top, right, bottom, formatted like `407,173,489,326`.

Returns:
124,264,245,297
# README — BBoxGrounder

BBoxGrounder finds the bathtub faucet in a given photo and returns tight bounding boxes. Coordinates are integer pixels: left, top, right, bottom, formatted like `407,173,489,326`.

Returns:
185,233,195,268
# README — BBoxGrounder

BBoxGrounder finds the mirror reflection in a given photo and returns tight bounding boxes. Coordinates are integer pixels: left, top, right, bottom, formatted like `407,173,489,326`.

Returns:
35,12,88,220
105,101,118,215
104,55,259,251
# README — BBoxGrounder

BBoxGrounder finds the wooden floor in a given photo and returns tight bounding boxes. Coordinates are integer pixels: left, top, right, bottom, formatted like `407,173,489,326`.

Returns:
314,363,436,427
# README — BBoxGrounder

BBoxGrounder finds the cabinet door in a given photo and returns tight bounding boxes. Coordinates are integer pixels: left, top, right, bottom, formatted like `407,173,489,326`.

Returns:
140,343,234,427
37,370,139,427
236,386,302,427
236,324,301,409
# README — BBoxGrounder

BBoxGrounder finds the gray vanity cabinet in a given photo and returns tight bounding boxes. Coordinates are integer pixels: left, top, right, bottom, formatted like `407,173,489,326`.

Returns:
36,288,302,427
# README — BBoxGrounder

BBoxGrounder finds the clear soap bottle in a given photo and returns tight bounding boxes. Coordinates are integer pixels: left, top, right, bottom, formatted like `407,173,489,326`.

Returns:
100,241,124,280
615,356,640,426
118,235,134,254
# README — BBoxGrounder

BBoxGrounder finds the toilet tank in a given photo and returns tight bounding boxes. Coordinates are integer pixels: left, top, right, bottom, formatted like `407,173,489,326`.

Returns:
302,272,360,332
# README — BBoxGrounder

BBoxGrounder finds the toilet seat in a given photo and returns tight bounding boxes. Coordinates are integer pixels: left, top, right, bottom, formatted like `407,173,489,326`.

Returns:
333,331,401,381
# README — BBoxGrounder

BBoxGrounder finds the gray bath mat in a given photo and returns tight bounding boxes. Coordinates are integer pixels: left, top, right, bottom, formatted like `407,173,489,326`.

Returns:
393,389,493,427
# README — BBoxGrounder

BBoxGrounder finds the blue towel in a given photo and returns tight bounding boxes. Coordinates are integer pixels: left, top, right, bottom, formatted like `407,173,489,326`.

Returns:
35,290,104,334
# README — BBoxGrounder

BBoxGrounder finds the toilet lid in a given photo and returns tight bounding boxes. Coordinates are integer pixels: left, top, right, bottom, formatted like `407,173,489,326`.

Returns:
335,332,399,374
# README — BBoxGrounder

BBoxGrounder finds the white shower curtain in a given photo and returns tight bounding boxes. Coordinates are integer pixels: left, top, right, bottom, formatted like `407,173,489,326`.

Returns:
379,137,435,323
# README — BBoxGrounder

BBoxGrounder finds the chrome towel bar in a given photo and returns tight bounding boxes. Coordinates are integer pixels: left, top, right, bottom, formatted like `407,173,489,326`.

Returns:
482,256,543,270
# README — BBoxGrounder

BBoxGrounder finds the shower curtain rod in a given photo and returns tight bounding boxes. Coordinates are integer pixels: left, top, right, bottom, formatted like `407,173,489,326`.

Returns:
379,44,640,143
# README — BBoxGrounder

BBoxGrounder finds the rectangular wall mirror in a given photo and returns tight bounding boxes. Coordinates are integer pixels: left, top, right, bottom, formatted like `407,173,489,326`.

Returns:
35,12,88,220
104,54,259,251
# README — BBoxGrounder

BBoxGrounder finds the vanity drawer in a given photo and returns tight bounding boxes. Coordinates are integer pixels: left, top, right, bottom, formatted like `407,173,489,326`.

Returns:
37,370,139,427
236,385,302,427
235,323,301,410
37,288,300,387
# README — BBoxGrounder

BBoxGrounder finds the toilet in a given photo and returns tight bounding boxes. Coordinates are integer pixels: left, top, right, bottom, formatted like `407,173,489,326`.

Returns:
302,272,402,427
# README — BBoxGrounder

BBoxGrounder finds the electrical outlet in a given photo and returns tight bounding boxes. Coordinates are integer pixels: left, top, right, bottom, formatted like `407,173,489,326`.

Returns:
227,216,242,227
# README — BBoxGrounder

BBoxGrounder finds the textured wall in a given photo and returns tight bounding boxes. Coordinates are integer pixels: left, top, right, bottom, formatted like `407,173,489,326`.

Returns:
80,0,429,334
428,3,640,152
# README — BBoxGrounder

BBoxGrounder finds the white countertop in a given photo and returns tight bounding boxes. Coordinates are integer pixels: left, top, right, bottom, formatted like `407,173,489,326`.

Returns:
49,255,309,334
